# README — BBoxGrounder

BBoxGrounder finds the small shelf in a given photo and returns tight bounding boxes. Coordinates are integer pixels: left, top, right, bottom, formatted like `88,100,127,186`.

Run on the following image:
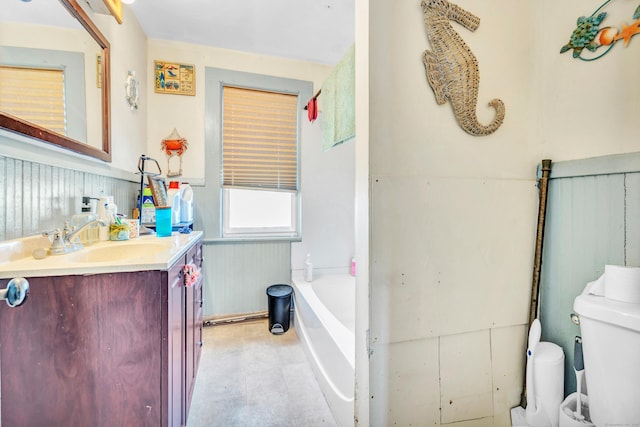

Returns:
142,221,193,231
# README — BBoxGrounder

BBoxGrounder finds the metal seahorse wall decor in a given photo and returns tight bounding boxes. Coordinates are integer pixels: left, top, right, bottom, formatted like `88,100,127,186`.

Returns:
421,0,505,136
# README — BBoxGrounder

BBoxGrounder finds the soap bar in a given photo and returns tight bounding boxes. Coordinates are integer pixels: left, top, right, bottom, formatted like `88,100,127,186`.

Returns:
32,248,47,259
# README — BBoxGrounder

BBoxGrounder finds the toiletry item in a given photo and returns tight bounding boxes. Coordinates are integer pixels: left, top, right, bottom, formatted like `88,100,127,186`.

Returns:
81,196,95,213
71,212,98,245
155,206,172,237
304,254,313,282
109,222,130,241
99,223,109,241
97,198,110,241
32,248,48,260
96,196,109,221
108,198,118,221
180,183,194,223
125,219,139,239
166,181,182,225
141,186,155,223
351,257,356,276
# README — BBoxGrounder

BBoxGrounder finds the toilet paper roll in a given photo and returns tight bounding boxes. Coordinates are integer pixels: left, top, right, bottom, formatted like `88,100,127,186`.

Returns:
604,265,640,304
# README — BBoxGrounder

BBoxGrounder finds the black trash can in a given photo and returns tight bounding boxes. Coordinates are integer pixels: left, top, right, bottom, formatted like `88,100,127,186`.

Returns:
266,284,293,334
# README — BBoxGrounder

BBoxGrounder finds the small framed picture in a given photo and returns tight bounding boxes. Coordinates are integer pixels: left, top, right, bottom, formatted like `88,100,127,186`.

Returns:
154,60,195,96
96,54,102,88
147,176,168,207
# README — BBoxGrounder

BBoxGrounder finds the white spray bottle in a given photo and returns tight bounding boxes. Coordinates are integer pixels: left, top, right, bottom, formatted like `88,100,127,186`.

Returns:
304,254,313,282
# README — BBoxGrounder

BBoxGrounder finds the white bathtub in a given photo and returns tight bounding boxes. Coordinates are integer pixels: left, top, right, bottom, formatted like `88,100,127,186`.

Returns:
291,274,355,427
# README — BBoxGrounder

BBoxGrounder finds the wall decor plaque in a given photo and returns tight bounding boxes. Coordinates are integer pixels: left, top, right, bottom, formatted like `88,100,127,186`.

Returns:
154,60,195,96
421,0,505,136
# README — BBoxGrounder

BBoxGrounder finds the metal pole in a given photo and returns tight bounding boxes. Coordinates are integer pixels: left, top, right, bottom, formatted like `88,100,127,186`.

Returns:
529,159,552,327
520,158,552,408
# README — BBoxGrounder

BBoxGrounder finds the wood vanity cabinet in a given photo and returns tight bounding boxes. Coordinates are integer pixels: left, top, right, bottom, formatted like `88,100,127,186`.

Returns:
0,239,203,427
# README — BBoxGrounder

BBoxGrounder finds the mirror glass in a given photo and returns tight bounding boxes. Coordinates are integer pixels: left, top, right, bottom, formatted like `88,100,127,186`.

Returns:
0,0,111,162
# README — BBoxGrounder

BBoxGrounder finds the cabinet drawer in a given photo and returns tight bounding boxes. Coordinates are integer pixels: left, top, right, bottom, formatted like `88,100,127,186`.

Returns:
186,242,202,268
195,277,203,308
168,259,183,288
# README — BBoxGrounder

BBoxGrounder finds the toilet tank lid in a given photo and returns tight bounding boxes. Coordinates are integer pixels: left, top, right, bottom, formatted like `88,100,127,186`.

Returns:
574,294,640,332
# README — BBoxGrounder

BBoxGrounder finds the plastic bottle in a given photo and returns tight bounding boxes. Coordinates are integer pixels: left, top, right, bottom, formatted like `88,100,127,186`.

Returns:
72,197,99,245
351,257,356,276
304,254,313,282
179,182,193,223
96,196,109,222
107,197,117,222
141,186,156,224
71,212,98,245
166,181,181,225
96,196,111,241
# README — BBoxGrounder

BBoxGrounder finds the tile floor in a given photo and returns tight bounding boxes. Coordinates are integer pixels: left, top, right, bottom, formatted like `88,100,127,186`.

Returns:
187,318,337,427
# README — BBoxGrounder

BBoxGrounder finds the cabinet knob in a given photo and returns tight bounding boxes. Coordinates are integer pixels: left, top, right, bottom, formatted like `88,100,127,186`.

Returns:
197,341,204,347
0,277,30,307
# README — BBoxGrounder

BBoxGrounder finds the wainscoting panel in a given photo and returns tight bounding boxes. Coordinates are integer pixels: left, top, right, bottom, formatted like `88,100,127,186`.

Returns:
202,241,291,317
0,155,137,240
1,154,292,319
539,158,637,396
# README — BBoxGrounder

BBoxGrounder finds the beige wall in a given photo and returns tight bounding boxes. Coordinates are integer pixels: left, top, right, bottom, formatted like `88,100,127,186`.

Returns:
7,1,640,424
94,6,149,171
535,0,640,160
0,4,148,176
144,39,332,181
365,0,640,425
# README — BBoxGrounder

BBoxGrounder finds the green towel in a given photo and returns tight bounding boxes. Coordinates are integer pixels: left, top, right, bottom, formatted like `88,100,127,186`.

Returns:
322,44,355,151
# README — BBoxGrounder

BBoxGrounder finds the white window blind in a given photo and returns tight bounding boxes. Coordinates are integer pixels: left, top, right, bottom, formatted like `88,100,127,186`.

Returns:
222,86,298,191
0,65,66,134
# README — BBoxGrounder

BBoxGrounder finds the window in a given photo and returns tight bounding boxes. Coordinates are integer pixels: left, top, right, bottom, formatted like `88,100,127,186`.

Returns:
0,46,87,143
0,65,66,134
221,85,300,237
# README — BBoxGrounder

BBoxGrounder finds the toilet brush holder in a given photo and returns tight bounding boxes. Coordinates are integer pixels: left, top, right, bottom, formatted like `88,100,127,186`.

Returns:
558,393,594,427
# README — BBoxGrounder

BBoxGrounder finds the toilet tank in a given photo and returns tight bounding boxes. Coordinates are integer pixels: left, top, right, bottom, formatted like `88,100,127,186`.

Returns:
574,294,640,426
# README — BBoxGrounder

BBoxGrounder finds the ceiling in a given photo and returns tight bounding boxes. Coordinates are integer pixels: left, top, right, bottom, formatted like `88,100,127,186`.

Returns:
3,0,354,65
127,0,355,65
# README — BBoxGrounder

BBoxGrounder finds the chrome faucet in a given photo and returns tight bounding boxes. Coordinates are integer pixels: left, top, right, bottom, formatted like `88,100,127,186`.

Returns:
43,228,68,255
44,219,107,255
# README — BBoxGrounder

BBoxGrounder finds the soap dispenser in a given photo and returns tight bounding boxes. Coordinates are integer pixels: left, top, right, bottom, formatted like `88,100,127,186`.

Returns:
304,254,313,282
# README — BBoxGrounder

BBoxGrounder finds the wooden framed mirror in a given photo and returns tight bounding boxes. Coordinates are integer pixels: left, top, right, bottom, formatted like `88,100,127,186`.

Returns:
0,0,111,162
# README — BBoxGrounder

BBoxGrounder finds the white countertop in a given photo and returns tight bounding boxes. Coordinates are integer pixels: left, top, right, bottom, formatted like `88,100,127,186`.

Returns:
0,231,203,279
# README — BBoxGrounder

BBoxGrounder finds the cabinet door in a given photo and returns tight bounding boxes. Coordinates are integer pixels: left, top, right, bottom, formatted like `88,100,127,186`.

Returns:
167,260,185,427
0,272,163,427
185,242,203,416
194,242,204,375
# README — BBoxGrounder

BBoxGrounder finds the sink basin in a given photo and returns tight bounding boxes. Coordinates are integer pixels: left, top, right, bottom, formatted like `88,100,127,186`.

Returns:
69,243,170,263
0,231,202,279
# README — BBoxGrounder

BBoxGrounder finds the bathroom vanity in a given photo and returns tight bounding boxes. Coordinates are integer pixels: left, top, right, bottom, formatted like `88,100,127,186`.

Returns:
0,232,203,427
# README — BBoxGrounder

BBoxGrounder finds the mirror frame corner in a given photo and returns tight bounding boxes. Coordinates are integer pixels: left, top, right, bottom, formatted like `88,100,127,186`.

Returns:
0,0,112,163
